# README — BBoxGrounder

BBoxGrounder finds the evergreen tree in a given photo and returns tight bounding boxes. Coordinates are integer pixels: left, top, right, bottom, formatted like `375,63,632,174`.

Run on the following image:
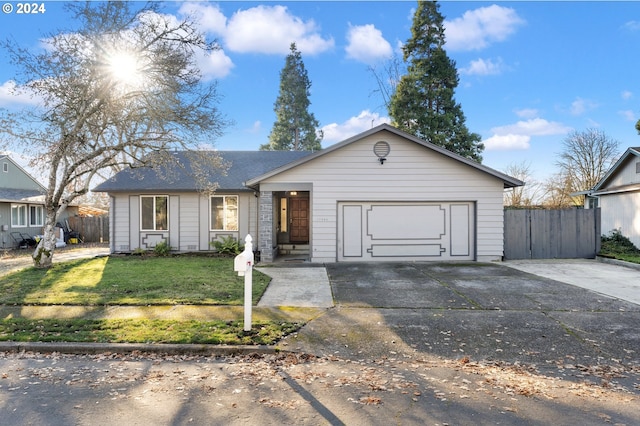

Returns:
389,1,484,162
262,43,322,151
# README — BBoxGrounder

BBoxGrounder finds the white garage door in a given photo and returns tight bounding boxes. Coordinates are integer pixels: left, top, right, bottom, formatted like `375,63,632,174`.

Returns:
338,202,475,261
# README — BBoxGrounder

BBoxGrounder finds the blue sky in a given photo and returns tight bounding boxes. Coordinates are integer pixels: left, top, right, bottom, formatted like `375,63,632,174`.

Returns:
1,1,640,183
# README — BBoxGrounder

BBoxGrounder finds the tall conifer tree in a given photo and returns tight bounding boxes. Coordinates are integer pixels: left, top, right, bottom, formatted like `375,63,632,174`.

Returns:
389,1,484,162
262,43,322,151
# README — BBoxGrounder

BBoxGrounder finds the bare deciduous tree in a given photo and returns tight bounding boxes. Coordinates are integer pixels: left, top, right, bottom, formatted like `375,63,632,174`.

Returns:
0,2,227,267
368,53,404,112
503,161,543,207
554,128,620,206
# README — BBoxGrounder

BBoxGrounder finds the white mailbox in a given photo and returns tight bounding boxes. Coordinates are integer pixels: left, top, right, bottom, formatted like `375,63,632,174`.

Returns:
234,252,251,276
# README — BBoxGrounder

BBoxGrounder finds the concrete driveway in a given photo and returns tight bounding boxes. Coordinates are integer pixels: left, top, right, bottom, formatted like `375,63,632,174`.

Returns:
282,261,640,379
503,258,640,305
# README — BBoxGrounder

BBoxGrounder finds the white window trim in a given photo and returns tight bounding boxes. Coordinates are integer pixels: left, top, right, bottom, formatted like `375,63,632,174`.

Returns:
29,205,44,227
210,195,239,231
2,162,8,172
140,195,169,231
11,204,27,227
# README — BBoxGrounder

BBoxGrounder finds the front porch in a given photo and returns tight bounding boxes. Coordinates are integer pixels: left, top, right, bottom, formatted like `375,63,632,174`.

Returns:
257,188,311,263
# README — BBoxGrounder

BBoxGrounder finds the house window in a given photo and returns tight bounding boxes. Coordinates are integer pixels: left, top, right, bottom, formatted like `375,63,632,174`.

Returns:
140,195,168,231
636,162,640,174
2,162,7,172
210,195,238,231
29,205,44,227
11,204,27,227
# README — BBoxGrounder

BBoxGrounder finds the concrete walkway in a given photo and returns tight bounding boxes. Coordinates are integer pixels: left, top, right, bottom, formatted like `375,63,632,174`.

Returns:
503,258,640,306
256,266,333,308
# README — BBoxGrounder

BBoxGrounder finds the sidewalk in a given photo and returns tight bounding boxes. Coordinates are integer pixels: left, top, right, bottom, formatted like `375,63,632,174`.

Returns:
0,245,111,277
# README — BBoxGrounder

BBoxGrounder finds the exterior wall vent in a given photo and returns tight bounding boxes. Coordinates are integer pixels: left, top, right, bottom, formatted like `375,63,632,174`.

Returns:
373,141,390,165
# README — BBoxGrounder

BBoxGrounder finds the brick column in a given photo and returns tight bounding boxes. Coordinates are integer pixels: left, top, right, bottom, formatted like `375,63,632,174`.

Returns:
258,190,273,262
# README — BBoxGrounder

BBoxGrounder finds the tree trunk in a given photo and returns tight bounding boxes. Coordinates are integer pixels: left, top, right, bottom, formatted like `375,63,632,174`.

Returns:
32,212,58,268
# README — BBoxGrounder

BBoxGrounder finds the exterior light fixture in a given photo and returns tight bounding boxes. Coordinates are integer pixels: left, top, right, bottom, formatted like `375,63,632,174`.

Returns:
374,141,390,165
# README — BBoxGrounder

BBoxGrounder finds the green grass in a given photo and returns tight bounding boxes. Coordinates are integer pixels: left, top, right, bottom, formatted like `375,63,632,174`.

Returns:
0,318,300,345
0,256,270,305
0,255,304,345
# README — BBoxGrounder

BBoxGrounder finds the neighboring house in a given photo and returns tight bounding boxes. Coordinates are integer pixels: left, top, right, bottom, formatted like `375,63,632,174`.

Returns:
0,155,77,249
585,146,640,248
94,124,523,262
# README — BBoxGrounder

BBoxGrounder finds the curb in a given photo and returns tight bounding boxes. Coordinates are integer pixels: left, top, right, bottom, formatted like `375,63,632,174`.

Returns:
596,255,640,271
0,341,280,356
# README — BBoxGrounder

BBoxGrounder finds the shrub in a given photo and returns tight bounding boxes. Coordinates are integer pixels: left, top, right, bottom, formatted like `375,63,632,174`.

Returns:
211,236,243,255
600,229,640,256
153,240,170,256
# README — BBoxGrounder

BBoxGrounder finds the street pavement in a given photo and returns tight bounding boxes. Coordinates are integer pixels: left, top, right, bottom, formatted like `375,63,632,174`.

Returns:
1,250,640,425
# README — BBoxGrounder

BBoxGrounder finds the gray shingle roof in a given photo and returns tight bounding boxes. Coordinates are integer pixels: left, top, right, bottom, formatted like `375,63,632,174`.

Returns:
93,151,313,193
0,188,45,203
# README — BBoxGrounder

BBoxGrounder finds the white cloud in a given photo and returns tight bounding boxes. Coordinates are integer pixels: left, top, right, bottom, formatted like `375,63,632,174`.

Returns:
0,80,42,107
483,118,572,151
178,2,227,36
246,121,262,134
445,5,525,51
622,90,633,100
491,118,572,137
483,134,530,150
321,110,390,143
196,48,234,80
514,108,539,119
345,24,392,65
623,20,640,32
459,57,505,76
224,5,334,55
619,110,636,122
570,97,598,116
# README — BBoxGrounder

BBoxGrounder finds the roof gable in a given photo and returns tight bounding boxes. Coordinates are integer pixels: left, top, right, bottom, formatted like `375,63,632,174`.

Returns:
246,124,523,188
0,155,46,192
591,147,640,194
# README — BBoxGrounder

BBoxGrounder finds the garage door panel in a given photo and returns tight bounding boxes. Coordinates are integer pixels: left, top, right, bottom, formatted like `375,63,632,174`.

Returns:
342,205,362,257
338,201,474,261
368,244,446,257
450,204,470,256
367,205,445,240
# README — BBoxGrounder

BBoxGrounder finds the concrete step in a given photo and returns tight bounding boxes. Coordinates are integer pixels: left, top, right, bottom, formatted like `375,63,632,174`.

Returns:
278,244,309,255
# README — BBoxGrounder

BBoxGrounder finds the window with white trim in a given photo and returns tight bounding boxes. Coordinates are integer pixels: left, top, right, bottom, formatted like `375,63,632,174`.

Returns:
11,204,27,227
2,162,8,172
210,195,238,231
140,195,168,231
29,205,44,227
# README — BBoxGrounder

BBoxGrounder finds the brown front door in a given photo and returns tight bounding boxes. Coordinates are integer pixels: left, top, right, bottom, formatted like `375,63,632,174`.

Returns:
290,198,309,243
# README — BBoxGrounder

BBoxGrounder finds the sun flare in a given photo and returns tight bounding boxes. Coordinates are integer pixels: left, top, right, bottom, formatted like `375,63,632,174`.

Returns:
105,50,145,90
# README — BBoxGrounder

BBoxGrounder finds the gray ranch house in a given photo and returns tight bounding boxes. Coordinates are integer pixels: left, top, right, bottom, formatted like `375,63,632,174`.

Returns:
94,124,522,263
584,146,640,248
1,155,77,249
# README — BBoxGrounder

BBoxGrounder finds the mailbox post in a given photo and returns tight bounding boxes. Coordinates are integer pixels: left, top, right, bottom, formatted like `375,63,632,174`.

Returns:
234,234,254,332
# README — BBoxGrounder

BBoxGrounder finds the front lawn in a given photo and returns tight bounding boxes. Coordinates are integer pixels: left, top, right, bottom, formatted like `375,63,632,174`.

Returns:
0,255,270,305
0,256,305,345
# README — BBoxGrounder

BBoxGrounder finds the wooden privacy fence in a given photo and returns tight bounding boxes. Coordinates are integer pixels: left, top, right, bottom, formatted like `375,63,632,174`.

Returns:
504,208,601,260
66,215,109,243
